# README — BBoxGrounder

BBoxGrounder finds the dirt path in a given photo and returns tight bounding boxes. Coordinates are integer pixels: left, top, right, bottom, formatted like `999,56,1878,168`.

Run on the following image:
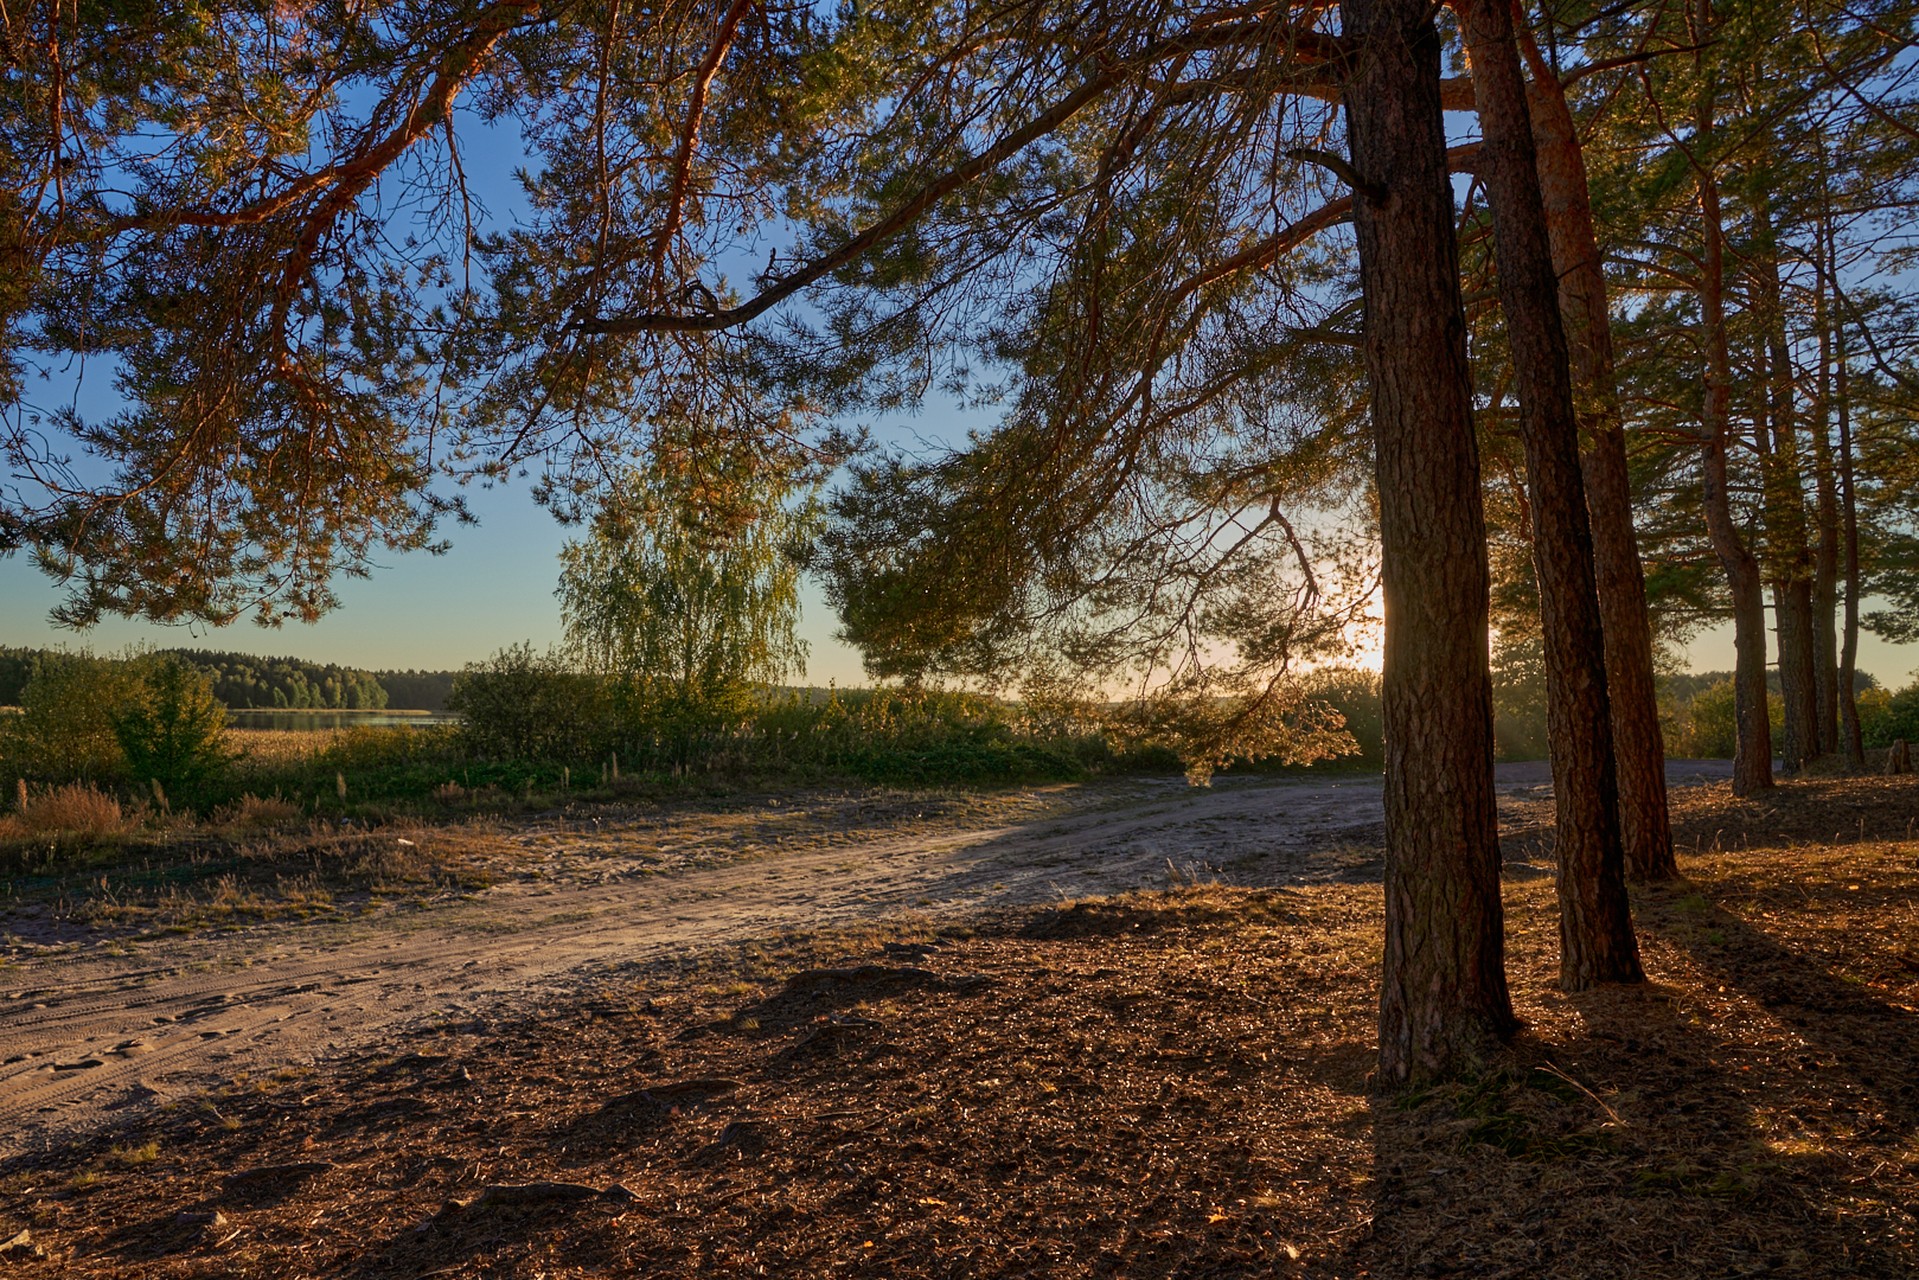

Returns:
0,762,1734,1155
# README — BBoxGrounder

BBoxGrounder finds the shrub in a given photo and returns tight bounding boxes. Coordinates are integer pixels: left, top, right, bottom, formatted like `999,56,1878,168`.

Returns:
1298,667,1383,762
447,644,614,762
1680,679,1784,758
10,651,147,782
113,658,237,803
1863,680,1919,748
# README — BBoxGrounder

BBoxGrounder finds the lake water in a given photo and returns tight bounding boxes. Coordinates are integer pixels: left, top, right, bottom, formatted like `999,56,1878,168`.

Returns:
226,710,458,732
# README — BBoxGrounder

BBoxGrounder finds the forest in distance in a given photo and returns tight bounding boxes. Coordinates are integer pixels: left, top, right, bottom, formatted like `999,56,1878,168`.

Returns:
0,647,454,712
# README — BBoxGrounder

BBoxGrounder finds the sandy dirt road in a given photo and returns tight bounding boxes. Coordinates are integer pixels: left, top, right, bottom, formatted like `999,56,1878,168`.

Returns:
0,762,1733,1155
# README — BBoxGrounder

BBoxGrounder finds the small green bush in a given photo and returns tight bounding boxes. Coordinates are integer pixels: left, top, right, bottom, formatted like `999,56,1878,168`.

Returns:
447,644,615,762
113,658,237,803
1298,667,1383,762
10,651,147,782
1863,681,1919,748
1679,679,1784,758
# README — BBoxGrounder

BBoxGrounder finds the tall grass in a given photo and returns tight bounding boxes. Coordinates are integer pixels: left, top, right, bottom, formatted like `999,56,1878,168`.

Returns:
0,782,129,838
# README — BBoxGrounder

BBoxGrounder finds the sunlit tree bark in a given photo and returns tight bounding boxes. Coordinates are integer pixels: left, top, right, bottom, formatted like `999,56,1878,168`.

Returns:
1344,0,1515,1083
1461,0,1642,989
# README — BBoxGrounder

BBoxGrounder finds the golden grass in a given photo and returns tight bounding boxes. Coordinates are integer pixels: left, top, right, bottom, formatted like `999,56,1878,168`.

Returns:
209,792,303,830
0,781,130,838
229,727,342,766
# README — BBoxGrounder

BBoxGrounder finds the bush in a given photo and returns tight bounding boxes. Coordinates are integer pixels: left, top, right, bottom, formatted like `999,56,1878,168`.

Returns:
1298,667,1383,763
1679,679,1784,758
1863,681,1919,748
9,651,147,782
447,645,615,762
113,658,236,803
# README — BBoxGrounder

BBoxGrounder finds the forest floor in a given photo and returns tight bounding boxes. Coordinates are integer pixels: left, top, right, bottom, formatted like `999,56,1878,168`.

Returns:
0,766,1915,1277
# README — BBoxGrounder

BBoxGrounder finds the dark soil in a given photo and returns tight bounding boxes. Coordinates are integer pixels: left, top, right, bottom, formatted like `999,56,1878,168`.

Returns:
1,779,1915,1278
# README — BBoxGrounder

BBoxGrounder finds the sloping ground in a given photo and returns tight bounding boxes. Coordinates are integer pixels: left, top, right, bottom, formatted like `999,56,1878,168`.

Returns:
0,776,1914,1278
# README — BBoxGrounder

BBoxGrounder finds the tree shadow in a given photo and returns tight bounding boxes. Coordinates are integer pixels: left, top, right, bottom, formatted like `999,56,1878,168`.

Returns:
1336,860,1919,1278
1636,870,1919,1129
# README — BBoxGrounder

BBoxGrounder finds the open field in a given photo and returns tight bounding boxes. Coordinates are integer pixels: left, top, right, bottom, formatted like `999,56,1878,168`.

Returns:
0,766,1914,1276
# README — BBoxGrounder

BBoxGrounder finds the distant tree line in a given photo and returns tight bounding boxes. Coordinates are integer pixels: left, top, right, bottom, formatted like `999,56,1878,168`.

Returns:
0,648,458,712
369,671,458,712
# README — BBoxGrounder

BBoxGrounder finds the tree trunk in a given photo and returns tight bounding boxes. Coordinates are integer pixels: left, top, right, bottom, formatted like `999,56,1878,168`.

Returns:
1753,202,1820,771
1836,303,1867,768
1887,740,1912,776
1462,0,1642,990
1515,14,1676,882
1342,0,1516,1085
1811,254,1842,756
1699,159,1774,796
1818,157,1868,770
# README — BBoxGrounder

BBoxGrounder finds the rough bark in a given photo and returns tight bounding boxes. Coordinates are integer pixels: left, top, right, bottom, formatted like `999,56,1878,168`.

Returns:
1812,259,1842,756
1836,304,1867,769
1699,159,1774,796
1515,12,1675,882
1462,0,1642,990
1753,204,1820,770
1342,0,1516,1084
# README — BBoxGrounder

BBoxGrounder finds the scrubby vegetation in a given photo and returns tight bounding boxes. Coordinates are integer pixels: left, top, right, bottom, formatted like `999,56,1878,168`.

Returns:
0,645,1400,873
9,634,1909,879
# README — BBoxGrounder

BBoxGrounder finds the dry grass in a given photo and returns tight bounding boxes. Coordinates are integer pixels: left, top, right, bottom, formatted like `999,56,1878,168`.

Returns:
0,783,130,840
2,779,1915,1277
207,793,302,831
227,728,339,767
1666,773,1919,850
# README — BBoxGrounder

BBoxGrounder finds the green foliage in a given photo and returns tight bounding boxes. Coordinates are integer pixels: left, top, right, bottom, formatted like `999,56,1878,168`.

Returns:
374,670,458,711
112,659,237,802
557,462,813,728
1490,634,1550,762
1674,680,1784,760
1862,680,1919,748
1298,667,1383,762
7,651,149,783
446,645,615,763
743,688,1106,786
161,650,389,710
0,647,34,705
0,645,394,711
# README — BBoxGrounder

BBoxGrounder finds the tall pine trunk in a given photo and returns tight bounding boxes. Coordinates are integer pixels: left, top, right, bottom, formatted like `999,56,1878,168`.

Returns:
1343,0,1516,1084
1692,13,1772,796
1811,258,1842,755
1753,200,1820,770
1699,167,1774,795
1462,0,1642,990
1817,150,1868,769
1515,14,1676,882
1835,280,1867,768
